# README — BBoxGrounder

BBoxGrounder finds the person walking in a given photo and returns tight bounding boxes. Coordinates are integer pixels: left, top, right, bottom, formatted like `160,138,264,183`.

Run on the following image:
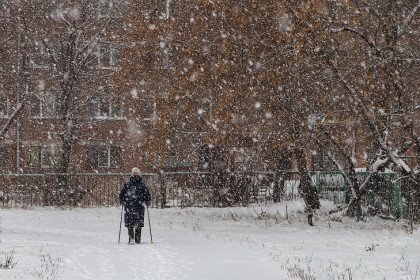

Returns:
119,167,151,244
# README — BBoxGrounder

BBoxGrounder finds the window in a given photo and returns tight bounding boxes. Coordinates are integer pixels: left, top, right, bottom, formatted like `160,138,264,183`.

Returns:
0,95,8,118
87,0,124,18
30,94,56,118
311,150,344,171
277,150,293,170
29,145,62,168
0,145,8,168
168,0,181,17
199,144,214,170
88,45,122,69
161,46,176,69
163,157,191,167
90,96,122,119
31,1,55,17
86,146,122,169
157,0,180,19
99,45,122,68
155,45,176,70
142,97,156,120
30,43,49,68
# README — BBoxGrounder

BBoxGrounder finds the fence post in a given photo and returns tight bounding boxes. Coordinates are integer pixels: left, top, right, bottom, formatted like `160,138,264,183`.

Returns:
315,172,320,192
273,171,279,203
160,172,166,208
370,186,375,209
394,174,401,219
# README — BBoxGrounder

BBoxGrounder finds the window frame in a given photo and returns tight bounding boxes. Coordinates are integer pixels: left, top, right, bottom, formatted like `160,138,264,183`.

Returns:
95,0,124,19
86,145,122,169
30,0,56,18
90,96,123,120
311,150,342,171
93,44,122,69
142,97,156,121
30,42,50,69
30,93,57,119
29,145,61,168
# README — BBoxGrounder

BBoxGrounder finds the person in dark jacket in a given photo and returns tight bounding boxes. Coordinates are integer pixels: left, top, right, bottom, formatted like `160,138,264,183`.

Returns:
119,167,151,244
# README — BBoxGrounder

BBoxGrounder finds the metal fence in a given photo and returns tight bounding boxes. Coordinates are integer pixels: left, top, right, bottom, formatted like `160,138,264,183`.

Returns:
0,171,418,220
0,173,158,208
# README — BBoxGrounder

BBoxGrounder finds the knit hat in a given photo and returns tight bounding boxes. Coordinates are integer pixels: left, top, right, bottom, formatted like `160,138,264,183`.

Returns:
131,167,142,176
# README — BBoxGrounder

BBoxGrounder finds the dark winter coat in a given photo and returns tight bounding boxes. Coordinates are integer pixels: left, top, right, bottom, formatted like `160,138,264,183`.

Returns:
119,176,151,227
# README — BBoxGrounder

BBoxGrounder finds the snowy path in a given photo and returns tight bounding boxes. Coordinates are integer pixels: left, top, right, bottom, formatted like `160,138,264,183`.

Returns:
0,207,282,280
1,202,420,279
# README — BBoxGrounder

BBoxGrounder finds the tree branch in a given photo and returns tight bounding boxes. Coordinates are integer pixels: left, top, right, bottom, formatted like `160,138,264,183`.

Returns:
397,0,420,37
0,92,30,140
331,27,381,55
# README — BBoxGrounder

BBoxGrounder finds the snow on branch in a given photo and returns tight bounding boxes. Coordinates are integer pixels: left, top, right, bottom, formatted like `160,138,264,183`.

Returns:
330,64,413,176
359,157,388,193
326,151,354,190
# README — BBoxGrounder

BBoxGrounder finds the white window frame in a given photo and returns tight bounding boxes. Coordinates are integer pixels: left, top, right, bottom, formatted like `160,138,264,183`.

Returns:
91,96,123,120
30,93,57,119
96,0,124,19
29,144,61,168
98,146,112,168
95,146,122,168
143,99,156,121
30,42,49,69
165,0,181,19
98,45,122,69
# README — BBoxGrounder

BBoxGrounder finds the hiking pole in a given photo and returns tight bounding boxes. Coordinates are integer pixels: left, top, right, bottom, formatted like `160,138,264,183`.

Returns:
147,206,153,243
118,205,123,244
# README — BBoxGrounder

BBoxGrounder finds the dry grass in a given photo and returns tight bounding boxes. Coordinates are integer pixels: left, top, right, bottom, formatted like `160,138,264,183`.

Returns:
0,251,18,269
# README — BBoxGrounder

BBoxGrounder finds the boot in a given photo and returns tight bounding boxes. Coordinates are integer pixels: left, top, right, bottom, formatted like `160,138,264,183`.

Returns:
308,213,314,226
128,226,135,245
135,227,142,244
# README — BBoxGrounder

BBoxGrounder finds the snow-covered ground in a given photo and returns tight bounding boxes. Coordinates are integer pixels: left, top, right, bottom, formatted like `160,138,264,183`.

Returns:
1,200,419,280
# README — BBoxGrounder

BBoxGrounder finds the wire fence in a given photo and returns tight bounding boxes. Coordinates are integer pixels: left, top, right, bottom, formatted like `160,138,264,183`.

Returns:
0,171,418,220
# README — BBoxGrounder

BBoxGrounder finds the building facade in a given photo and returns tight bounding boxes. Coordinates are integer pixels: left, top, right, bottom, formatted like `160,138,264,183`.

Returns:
0,0,151,175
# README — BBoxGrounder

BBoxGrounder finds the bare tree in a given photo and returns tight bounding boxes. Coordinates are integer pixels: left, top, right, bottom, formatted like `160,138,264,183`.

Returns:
323,0,420,217
20,0,129,204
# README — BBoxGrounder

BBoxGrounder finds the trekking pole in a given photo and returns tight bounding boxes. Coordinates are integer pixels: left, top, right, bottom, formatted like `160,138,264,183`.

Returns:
147,206,153,243
118,205,123,244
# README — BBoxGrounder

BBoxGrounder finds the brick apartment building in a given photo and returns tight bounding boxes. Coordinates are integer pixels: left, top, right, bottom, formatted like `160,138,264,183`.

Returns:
0,0,151,175
1,0,418,177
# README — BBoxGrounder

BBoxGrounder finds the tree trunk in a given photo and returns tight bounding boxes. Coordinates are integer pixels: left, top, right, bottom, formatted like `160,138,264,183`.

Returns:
55,79,75,205
56,136,73,205
345,160,365,220
346,197,363,220
295,148,320,211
